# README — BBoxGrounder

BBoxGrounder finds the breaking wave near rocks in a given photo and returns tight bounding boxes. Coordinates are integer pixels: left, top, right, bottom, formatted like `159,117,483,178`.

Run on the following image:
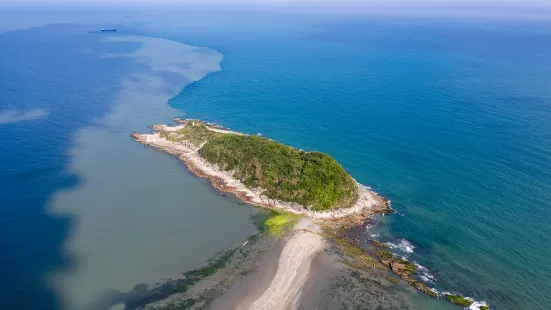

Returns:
385,239,415,254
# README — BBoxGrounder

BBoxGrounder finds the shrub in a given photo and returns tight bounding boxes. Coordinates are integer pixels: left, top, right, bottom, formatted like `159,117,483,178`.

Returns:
198,133,358,210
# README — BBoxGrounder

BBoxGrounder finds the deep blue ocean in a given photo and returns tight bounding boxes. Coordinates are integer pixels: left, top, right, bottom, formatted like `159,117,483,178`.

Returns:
1,8,551,310
0,23,141,309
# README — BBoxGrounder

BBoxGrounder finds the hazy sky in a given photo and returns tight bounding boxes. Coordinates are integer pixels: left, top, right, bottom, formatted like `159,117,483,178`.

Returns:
1,0,550,20
2,0,550,6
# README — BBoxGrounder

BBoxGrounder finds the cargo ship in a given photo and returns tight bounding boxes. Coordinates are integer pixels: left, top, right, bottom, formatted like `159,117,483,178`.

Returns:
101,28,117,32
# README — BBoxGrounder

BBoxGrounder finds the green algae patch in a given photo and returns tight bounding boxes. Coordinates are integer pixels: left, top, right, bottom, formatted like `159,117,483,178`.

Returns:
261,211,299,238
371,240,389,248
393,257,417,274
320,221,387,272
384,275,399,284
174,247,239,293
264,214,292,237
378,249,393,261
479,306,489,310
335,238,387,271
445,294,473,307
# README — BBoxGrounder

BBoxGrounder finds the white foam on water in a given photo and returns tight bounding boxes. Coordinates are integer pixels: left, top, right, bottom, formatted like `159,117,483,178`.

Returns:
414,262,437,283
385,239,415,253
468,300,489,309
441,292,489,309
428,287,441,297
420,274,437,283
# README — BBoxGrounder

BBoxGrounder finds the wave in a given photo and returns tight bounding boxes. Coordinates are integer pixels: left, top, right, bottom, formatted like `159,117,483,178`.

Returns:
366,223,488,308
441,292,489,309
469,300,490,309
414,262,437,283
385,239,415,253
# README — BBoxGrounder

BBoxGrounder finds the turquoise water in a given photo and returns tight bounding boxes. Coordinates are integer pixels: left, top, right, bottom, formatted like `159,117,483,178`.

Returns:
1,8,551,310
156,15,551,309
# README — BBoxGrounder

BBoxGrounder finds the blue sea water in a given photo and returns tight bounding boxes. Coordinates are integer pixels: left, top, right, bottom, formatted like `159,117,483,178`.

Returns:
1,8,551,310
0,24,139,308
149,14,551,309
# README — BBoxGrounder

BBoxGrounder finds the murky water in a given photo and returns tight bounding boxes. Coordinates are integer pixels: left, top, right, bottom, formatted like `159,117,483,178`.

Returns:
47,35,257,309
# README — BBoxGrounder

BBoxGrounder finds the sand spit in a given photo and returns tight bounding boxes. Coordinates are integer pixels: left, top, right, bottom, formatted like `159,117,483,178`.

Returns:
137,218,426,310
208,219,327,310
247,221,325,310
138,220,330,310
133,119,389,220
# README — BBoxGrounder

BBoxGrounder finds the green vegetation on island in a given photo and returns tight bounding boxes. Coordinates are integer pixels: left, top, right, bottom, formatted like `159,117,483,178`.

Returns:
445,294,473,307
160,122,219,147
166,121,359,211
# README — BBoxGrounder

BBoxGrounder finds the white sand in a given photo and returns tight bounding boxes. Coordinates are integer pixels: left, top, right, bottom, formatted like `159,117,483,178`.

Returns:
248,222,325,310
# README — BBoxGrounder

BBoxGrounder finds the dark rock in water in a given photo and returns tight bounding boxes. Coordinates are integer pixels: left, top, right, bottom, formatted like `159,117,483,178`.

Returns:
445,294,473,307
371,240,389,248
414,282,438,298
377,249,393,261
391,262,407,274
342,222,366,244
371,249,442,299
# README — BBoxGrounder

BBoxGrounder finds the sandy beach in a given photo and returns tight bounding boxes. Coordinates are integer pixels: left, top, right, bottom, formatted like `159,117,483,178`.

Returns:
209,219,328,310
245,221,325,309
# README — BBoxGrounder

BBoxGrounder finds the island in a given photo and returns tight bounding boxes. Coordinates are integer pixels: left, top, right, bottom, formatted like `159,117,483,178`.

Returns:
129,119,489,310
133,119,390,218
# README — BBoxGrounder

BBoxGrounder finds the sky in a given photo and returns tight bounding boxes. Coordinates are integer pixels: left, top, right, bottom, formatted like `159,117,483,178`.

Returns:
2,0,550,7
0,0,550,20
